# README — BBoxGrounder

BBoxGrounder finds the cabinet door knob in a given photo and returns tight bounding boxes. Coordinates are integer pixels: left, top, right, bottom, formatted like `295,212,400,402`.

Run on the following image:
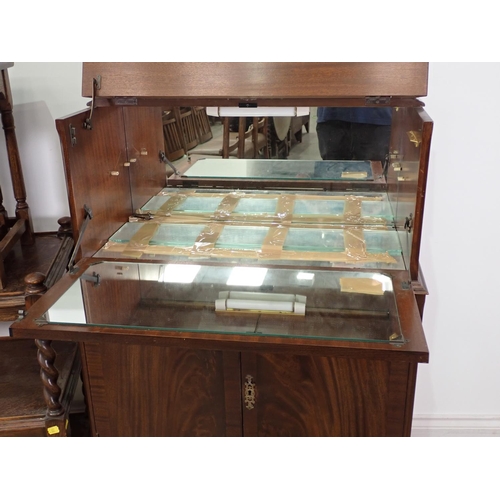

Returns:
244,375,256,410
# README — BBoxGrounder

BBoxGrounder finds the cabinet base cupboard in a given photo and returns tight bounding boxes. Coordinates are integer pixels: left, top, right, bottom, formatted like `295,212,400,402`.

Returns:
80,344,420,437
11,63,432,436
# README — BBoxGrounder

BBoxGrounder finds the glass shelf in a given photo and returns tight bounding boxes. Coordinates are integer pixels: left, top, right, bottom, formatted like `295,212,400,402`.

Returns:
97,221,405,270
44,261,404,344
139,189,394,225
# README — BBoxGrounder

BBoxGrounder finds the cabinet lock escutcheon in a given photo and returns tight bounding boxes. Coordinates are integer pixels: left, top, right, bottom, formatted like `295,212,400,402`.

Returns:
244,375,256,410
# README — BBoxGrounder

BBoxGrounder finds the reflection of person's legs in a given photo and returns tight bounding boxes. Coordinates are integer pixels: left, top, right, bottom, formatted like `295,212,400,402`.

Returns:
316,120,351,160
351,123,391,161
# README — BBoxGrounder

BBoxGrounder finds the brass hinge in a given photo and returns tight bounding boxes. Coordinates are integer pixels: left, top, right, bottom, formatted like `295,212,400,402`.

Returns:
407,130,422,147
131,212,153,221
389,332,405,345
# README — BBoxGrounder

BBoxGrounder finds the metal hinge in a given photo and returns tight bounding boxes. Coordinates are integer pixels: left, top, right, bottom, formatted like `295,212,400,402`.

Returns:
114,97,138,106
34,315,49,326
68,205,93,274
160,150,181,176
83,76,101,130
81,271,100,287
407,130,422,148
131,212,153,221
389,332,405,346
365,96,391,105
69,124,77,146
404,213,413,233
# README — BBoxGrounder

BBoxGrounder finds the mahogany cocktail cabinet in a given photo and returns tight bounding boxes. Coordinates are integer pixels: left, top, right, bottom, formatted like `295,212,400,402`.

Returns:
11,63,432,436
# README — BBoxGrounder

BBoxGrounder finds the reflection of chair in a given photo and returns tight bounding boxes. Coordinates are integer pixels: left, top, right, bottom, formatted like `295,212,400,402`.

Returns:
162,110,185,161
291,113,310,143
192,106,213,144
190,116,269,159
268,113,310,158
269,117,291,158
173,107,199,152
222,117,269,159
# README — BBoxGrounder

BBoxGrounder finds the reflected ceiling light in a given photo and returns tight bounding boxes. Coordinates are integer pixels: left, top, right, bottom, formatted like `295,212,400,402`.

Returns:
297,272,315,281
160,264,201,284
372,274,393,292
207,107,309,117
227,267,268,287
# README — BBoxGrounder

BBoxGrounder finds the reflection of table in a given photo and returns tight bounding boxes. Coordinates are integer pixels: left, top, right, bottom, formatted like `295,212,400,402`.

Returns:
0,62,34,289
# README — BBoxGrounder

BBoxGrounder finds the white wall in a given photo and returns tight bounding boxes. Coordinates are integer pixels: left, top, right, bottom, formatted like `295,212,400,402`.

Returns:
0,62,87,232
1,62,499,434
413,63,500,435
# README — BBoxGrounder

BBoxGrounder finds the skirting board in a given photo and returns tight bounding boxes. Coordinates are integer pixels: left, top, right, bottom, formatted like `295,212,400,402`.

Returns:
411,415,500,437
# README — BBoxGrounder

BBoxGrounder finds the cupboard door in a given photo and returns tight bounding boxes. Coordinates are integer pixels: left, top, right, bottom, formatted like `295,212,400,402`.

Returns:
82,343,242,437
56,107,131,258
241,352,415,437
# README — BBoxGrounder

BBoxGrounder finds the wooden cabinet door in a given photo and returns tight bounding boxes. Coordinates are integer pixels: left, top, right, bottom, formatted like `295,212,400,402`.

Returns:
56,107,131,258
241,352,416,437
82,343,242,437
55,106,167,258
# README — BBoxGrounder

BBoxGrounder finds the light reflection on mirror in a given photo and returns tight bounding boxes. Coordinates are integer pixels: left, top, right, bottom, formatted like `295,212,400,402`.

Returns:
226,267,268,287
373,274,393,292
159,264,201,283
297,272,315,281
46,281,86,324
